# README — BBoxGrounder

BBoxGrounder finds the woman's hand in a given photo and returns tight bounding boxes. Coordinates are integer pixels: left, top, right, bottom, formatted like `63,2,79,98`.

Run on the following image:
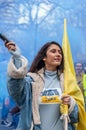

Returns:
61,94,71,106
5,41,16,51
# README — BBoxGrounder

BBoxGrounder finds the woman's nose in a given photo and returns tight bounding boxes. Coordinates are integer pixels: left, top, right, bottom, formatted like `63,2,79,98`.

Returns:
56,52,60,57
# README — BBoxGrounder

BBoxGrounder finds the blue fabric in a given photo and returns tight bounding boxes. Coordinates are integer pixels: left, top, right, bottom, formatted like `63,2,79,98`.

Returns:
12,112,20,128
7,75,32,130
1,96,15,120
69,105,78,123
1,98,9,120
68,105,78,130
33,124,42,130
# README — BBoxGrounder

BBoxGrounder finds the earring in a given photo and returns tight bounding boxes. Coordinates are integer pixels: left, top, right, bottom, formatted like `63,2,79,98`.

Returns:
43,58,46,61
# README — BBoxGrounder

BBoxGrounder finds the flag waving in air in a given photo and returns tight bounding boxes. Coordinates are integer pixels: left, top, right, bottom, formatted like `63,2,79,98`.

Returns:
62,18,86,130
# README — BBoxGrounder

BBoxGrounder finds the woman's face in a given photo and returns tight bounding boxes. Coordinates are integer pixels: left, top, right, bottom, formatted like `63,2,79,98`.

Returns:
43,44,62,71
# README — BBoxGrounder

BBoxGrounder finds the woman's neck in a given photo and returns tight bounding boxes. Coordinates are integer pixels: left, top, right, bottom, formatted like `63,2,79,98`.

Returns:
45,65,57,71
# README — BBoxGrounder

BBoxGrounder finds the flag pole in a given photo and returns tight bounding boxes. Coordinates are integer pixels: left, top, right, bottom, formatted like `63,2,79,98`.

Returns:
62,19,71,130
64,117,68,130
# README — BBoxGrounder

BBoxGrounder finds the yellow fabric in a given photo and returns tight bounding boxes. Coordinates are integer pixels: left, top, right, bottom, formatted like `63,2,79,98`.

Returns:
60,92,68,115
83,74,86,96
41,95,61,103
60,103,68,115
82,74,86,110
62,19,86,130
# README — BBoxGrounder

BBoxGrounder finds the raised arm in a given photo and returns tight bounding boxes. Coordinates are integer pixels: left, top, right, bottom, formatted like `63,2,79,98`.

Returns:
5,42,29,107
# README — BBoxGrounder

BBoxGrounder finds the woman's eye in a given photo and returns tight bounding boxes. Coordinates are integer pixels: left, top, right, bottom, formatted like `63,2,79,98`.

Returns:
58,50,62,54
51,49,56,53
50,49,62,54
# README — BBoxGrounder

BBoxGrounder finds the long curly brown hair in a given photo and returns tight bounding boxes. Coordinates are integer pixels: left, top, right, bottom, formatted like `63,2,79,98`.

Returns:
29,41,64,77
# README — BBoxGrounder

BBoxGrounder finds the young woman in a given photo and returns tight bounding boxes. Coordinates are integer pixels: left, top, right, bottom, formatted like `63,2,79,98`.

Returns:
5,41,85,130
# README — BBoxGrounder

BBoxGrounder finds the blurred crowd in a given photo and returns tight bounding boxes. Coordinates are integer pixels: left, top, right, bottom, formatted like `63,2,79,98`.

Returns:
0,96,20,130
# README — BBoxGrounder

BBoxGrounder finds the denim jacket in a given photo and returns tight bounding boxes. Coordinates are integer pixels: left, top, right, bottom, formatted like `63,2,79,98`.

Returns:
7,54,78,130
